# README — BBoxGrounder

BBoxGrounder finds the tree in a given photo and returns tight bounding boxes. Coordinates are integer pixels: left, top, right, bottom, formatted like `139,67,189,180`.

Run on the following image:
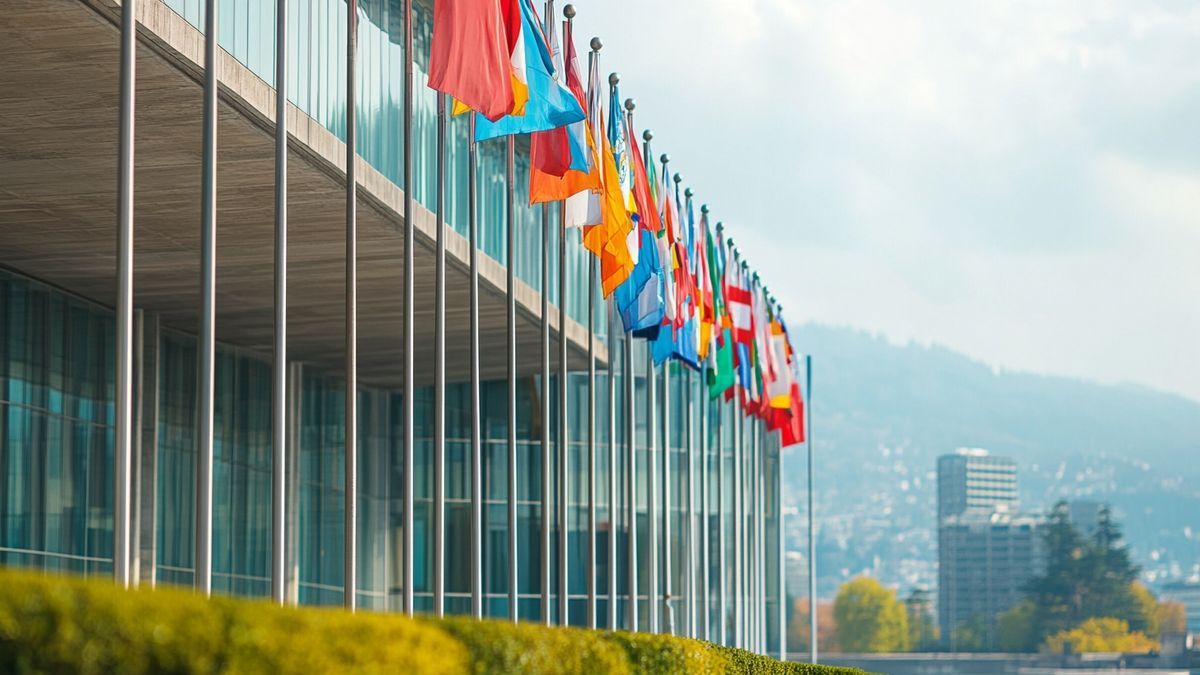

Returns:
1130,582,1159,639
833,577,909,653
951,613,987,652
997,600,1038,653
1024,501,1143,644
1043,617,1157,654
1156,601,1187,636
790,596,839,653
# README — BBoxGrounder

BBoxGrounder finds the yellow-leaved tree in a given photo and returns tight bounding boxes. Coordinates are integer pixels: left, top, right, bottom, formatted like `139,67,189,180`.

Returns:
1043,617,1157,654
832,576,909,653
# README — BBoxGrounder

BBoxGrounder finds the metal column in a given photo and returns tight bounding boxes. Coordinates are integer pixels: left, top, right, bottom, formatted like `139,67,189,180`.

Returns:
195,0,218,598
717,395,727,645
685,361,696,641
700,369,710,641
807,354,817,663
343,0,358,612
624,311,637,632
433,92,447,618
401,0,415,618
467,118,490,621
113,0,136,590
271,0,289,607
587,255,597,629
733,389,743,647
607,294,618,631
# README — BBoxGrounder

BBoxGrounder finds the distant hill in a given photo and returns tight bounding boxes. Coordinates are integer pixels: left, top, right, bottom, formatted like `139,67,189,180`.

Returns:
782,323,1200,596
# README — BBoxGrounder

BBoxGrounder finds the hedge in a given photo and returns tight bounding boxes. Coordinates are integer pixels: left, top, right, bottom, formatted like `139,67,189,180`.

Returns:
0,569,862,674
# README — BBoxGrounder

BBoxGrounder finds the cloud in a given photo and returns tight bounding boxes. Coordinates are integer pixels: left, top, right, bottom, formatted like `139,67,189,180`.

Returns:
573,0,1200,402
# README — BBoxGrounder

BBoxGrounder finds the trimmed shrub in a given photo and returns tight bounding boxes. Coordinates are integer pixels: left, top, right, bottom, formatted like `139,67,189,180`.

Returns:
0,569,860,674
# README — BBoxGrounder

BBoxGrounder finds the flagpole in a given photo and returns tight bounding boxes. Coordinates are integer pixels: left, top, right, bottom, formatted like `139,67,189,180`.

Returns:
558,196,569,627
401,0,415,618
775,302,787,662
729,244,743,648
698,206,711,641
271,0,289,607
343,0,359,612
468,116,489,622
806,353,816,663
114,0,136,590
506,133,520,624
624,98,658,636
608,70,637,635
541,195,552,627
683,185,697,640
715,221,727,646
573,5,595,632
195,0,218,599
655,146,674,636
434,89,448,614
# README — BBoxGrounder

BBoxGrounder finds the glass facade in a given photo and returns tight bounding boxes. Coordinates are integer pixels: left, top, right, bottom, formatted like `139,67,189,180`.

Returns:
0,265,780,644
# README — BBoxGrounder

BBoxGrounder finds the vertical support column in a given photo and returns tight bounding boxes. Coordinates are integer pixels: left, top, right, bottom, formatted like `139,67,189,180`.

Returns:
401,0,415,618
271,0,289,607
195,0,218,598
433,92,447,619
506,136,519,623
137,313,161,587
113,0,136,592
606,294,618,631
540,201,551,626
343,0,359,612
558,203,570,626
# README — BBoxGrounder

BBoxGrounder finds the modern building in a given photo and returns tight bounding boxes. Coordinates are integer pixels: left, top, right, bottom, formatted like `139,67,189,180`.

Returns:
936,448,1018,522
0,0,788,656
936,449,1040,649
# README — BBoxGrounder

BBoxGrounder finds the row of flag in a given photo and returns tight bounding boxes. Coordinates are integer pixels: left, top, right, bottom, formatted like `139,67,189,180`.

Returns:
428,0,805,447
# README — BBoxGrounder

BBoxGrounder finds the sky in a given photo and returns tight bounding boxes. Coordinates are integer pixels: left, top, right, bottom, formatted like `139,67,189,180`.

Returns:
571,0,1200,403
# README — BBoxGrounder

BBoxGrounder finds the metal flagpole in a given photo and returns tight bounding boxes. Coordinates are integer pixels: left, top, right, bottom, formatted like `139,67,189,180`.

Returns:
773,330,786,661
625,99,657,636
682,186,696,640
611,71,637,634
468,117,491,622
506,134,519,624
114,0,136,590
730,250,743,647
114,0,137,588
655,147,673,637
434,90,447,618
607,291,618,632
568,2,592,629
401,0,415,618
195,0,218,598
541,195,551,627
715,222,727,646
701,364,711,641
558,201,569,627
343,0,359,612
271,0,289,606
807,354,816,664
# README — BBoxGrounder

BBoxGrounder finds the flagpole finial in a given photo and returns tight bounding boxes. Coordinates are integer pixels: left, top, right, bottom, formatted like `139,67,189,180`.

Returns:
673,173,682,185
684,187,694,198
564,3,576,19
608,72,620,86
624,98,636,112
701,204,709,214
590,37,603,51
643,129,653,142
716,221,724,233
728,238,736,249
660,153,669,165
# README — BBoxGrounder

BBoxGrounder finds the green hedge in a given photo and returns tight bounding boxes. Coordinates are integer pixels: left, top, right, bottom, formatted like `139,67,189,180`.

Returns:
0,569,861,674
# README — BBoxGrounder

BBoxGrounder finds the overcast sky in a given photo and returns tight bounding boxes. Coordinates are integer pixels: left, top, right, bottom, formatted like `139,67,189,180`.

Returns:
572,0,1200,403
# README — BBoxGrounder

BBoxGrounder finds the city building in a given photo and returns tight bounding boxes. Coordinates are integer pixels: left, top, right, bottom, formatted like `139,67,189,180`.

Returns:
0,0,787,655
1160,582,1200,636
937,449,1041,649
936,448,1018,522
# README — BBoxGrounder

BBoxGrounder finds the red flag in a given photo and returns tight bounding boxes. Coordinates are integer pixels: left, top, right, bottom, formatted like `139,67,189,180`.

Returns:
780,383,806,447
628,133,661,233
429,0,514,121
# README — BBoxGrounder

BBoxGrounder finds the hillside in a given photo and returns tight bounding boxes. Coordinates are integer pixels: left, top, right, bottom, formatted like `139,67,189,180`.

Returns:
783,323,1200,596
